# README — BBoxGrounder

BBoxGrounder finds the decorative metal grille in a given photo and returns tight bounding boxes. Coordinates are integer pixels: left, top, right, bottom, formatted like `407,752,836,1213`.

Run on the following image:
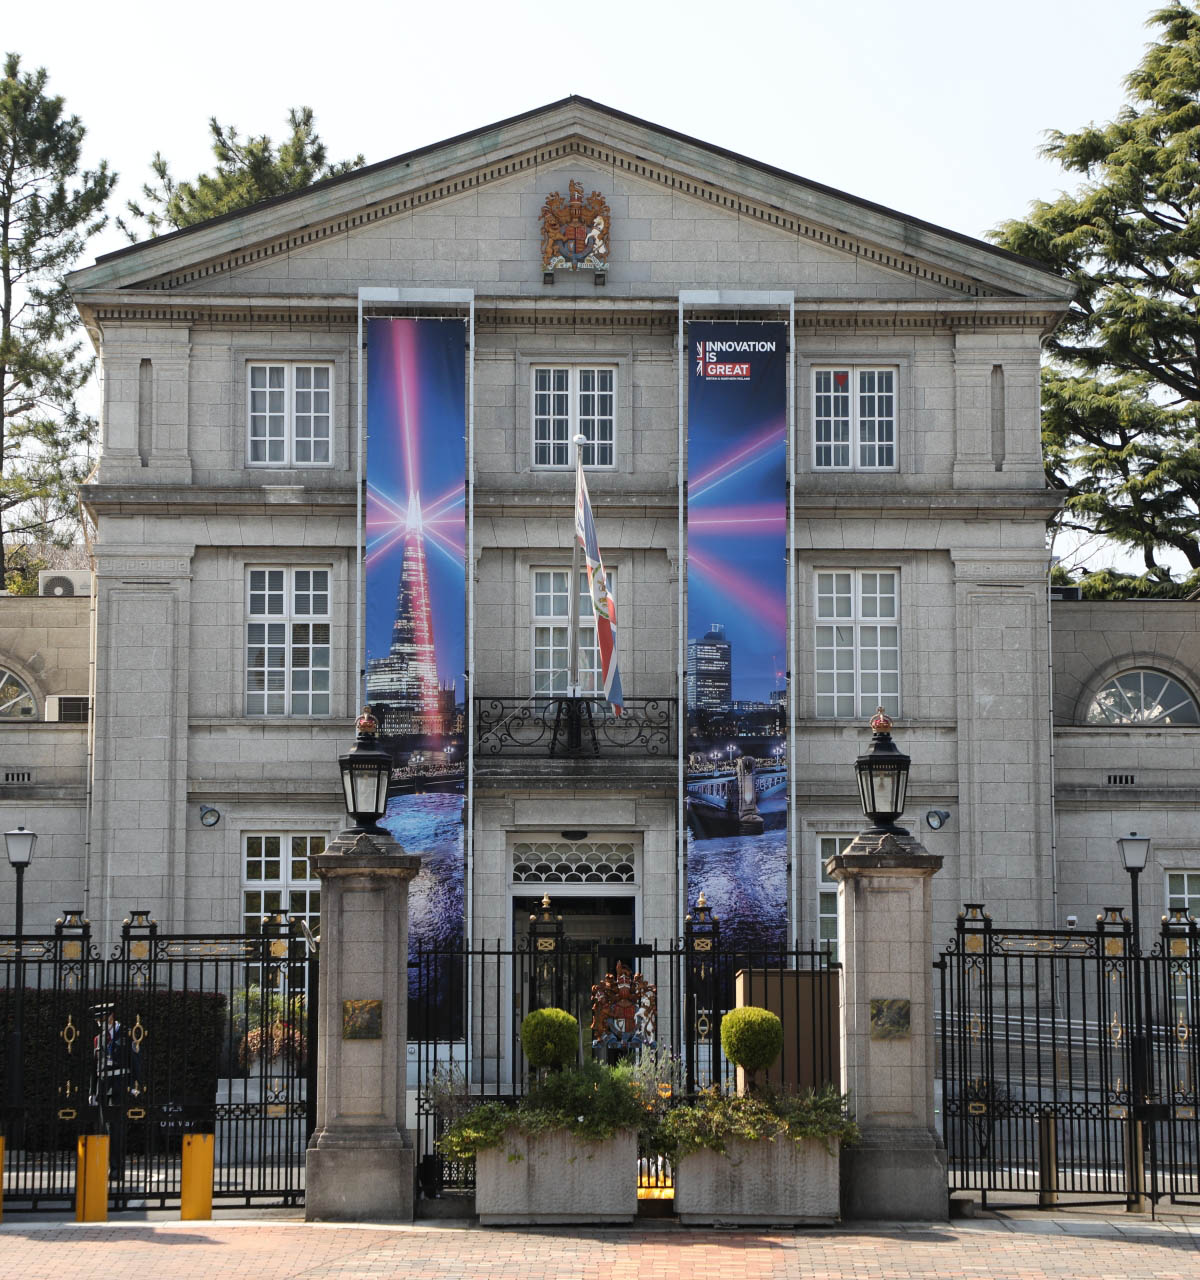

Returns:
512,840,637,884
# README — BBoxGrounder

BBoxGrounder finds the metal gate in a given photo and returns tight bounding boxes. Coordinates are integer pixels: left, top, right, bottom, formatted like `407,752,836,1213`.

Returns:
409,929,840,1195
936,903,1200,1209
0,911,317,1210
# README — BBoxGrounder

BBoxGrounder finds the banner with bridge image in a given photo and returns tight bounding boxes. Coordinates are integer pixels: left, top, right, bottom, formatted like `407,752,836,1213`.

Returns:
365,318,466,1030
686,321,788,951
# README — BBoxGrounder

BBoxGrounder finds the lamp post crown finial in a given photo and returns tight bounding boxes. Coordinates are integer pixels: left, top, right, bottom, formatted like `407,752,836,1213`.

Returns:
870,706,892,734
355,706,379,740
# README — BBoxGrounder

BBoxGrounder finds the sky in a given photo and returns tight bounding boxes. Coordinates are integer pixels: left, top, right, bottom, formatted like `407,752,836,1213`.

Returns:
7,0,1165,569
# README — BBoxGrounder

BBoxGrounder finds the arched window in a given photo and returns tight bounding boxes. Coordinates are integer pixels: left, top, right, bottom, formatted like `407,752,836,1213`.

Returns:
0,667,35,719
1086,670,1200,726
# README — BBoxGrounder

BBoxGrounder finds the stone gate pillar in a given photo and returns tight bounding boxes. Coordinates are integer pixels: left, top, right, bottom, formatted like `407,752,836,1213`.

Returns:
305,830,420,1221
827,828,947,1220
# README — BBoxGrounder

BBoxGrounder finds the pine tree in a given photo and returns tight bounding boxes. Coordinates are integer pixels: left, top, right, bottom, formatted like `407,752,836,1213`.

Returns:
0,52,114,589
992,3,1200,589
120,107,363,239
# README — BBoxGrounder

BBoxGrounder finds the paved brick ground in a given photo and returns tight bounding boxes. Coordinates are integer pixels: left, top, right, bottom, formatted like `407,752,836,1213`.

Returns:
0,1216,1198,1280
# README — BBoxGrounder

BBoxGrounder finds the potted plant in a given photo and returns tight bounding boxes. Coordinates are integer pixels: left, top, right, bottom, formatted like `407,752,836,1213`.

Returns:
234,986,307,1074
659,1007,857,1225
438,1008,648,1224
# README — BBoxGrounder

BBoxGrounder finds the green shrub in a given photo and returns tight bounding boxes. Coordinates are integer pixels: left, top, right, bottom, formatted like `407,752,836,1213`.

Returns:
438,1057,649,1161
656,1085,859,1161
720,1006,783,1074
520,1007,578,1069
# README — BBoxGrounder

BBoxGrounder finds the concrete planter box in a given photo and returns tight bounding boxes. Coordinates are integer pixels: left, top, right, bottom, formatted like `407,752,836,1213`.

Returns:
474,1128,638,1225
673,1137,840,1225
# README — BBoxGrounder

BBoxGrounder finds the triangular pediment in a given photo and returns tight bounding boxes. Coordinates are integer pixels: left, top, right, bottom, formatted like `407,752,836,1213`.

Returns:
69,98,1072,307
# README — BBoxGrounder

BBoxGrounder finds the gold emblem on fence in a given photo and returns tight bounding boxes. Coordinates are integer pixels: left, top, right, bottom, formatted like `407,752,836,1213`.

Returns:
130,1014,145,1048
130,940,149,960
60,1014,78,1054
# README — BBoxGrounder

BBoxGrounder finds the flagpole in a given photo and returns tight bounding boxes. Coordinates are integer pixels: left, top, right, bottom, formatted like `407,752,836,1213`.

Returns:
569,432,584,697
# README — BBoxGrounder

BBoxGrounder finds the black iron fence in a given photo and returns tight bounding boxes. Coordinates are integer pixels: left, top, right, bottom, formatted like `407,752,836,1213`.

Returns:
936,903,1200,1209
0,912,317,1211
473,695,675,758
409,934,839,1193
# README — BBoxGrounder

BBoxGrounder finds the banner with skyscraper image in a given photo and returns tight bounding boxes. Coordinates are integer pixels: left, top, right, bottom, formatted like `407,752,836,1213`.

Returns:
686,322,788,951
365,318,465,1031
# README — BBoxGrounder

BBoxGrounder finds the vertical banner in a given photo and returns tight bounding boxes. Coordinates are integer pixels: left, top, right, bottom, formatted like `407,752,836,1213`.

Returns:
686,322,788,952
365,318,466,1031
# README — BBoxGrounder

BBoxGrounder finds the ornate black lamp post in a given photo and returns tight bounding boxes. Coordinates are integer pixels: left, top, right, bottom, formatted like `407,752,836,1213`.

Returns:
854,709,911,831
4,825,36,1114
338,709,392,835
1117,831,1157,1211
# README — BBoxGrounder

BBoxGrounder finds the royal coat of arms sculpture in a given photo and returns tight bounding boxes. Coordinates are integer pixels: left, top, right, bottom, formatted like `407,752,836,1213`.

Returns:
540,180,611,272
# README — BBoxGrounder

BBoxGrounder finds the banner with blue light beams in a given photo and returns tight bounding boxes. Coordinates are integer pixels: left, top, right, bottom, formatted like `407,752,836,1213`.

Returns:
686,322,788,952
365,318,465,1029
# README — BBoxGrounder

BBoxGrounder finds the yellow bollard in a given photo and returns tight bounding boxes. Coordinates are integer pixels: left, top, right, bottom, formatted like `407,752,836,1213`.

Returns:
75,1135,109,1222
180,1133,214,1220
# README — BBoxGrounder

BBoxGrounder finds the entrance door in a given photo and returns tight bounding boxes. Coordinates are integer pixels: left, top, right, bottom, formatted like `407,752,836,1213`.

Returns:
512,895,636,1038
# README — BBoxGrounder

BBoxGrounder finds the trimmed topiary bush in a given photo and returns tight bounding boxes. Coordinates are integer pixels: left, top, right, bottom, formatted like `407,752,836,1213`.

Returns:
720,1006,783,1087
520,1007,578,1069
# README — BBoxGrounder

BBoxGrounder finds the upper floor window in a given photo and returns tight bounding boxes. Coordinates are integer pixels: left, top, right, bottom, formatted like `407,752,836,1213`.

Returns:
532,366,615,468
1086,670,1200,726
813,367,896,470
532,567,613,694
246,568,331,716
248,363,333,466
814,570,899,718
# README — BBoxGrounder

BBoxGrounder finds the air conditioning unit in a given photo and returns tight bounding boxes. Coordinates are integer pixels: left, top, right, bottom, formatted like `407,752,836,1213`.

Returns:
45,695,91,724
38,570,92,598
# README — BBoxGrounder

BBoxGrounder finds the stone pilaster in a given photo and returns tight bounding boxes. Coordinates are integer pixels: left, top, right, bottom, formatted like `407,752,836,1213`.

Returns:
827,827,948,1220
305,830,421,1222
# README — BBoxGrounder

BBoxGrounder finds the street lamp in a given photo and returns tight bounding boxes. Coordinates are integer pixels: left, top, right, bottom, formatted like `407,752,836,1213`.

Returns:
338,709,392,835
4,826,36,1113
1117,830,1155,1213
854,708,911,831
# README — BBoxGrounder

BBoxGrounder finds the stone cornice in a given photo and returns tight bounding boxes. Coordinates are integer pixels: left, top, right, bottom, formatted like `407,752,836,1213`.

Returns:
81,484,356,518
79,481,1061,524
794,490,1062,521
73,289,1067,339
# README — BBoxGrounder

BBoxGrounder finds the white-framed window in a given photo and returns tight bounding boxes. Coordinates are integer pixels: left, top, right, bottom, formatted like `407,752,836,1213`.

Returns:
814,570,900,719
1166,872,1200,921
813,367,896,470
532,567,613,694
817,835,853,959
246,568,331,716
242,833,324,935
248,363,333,466
532,366,615,468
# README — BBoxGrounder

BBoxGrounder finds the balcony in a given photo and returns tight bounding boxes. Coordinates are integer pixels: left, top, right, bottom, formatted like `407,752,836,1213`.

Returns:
471,695,677,792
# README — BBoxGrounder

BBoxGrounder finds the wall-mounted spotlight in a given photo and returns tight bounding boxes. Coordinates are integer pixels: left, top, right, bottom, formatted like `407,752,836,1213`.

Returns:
199,805,221,828
925,810,951,831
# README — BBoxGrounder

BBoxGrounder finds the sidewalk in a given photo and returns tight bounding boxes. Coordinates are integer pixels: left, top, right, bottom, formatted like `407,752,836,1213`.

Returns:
0,1211,1197,1280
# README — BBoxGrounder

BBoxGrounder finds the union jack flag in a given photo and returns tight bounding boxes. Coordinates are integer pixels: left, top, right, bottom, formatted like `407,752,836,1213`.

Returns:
574,450,623,715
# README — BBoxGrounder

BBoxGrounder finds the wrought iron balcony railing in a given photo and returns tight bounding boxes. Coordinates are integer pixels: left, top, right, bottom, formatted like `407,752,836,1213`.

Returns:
473,695,675,758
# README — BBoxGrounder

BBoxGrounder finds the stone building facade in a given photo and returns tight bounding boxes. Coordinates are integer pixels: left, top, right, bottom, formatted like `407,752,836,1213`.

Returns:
0,97,1189,958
